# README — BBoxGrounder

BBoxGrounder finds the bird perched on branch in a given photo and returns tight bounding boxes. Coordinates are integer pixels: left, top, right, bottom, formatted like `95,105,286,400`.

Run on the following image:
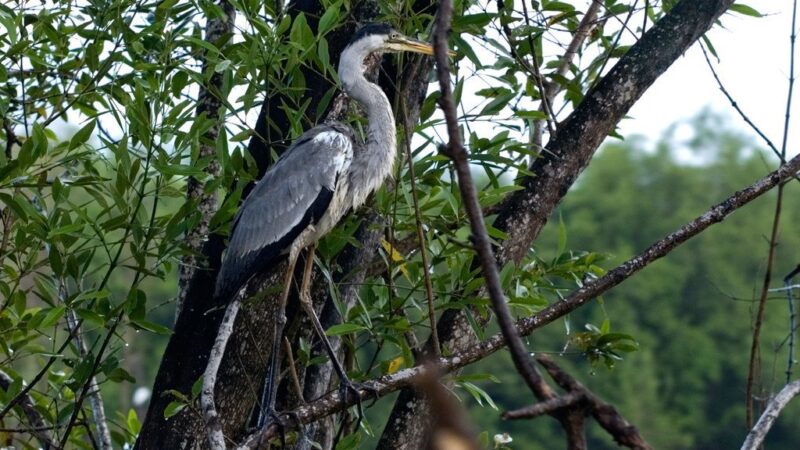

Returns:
211,23,451,428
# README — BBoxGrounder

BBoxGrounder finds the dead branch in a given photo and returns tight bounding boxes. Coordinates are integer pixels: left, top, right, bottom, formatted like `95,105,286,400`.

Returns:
202,297,242,449
434,0,548,400
741,380,800,450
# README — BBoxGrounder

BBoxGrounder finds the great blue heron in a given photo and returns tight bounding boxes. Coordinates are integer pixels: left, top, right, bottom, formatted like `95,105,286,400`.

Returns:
212,23,446,427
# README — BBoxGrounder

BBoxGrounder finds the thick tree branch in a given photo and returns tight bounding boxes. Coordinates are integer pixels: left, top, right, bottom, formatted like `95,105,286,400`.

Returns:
740,380,800,450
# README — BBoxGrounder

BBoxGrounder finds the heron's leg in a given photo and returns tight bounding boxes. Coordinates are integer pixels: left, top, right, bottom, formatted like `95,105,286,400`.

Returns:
296,244,372,425
256,252,298,429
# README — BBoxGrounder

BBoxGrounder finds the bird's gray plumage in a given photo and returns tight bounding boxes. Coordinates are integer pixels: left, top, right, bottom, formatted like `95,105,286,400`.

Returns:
203,23,442,433
213,23,435,305
214,123,356,302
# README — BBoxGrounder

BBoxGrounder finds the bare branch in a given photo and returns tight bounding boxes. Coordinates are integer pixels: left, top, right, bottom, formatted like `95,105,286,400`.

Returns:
741,380,800,450
746,0,797,426
65,308,112,450
746,183,784,427
202,298,242,450
536,357,652,450
434,0,547,399
503,392,586,420
400,99,440,357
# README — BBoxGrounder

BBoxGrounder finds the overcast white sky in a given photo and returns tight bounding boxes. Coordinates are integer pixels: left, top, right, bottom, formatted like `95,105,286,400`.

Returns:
620,4,798,158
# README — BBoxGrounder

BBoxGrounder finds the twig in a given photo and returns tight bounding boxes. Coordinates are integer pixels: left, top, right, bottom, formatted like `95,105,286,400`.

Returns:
746,183,784,427
533,1,601,151
283,336,305,403
434,0,548,399
495,0,556,139
746,0,796,426
520,0,557,137
786,265,800,382
590,0,639,90
536,357,652,449
65,306,112,450
0,333,77,421
502,391,586,419
740,380,800,450
202,297,242,450
700,45,781,160
0,369,54,449
58,311,124,449
400,98,440,357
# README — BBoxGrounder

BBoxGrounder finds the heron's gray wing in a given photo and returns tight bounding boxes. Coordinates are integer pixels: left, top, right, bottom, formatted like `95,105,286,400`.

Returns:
214,124,355,302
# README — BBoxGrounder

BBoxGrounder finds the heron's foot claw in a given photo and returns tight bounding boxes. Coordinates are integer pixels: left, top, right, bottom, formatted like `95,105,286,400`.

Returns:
338,379,379,426
254,410,289,448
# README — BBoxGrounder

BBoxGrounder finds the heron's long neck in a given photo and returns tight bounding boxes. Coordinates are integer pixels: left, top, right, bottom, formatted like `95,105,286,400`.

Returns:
339,48,397,207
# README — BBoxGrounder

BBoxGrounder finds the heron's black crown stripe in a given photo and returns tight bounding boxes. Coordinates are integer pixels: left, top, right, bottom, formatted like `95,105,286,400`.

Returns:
213,186,335,304
350,23,393,44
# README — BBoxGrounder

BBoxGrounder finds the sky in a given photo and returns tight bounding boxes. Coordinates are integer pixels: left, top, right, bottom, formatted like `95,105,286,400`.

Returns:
620,3,798,158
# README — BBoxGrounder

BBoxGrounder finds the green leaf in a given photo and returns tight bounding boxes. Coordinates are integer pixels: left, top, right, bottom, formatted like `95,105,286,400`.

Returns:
163,401,186,418
516,109,547,120
729,3,762,17
334,432,360,450
191,376,203,398
0,193,28,220
290,13,314,51
127,409,141,434
325,323,367,336
318,3,340,36
481,90,516,115
48,222,85,238
107,367,136,383
182,36,221,56
40,305,66,327
131,320,173,335
214,59,231,72
153,160,206,177
69,120,96,150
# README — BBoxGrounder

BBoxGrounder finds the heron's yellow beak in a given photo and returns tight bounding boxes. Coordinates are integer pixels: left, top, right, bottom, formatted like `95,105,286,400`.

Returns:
387,35,456,57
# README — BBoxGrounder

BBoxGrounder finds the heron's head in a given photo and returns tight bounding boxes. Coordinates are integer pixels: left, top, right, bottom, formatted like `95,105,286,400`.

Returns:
344,23,441,59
